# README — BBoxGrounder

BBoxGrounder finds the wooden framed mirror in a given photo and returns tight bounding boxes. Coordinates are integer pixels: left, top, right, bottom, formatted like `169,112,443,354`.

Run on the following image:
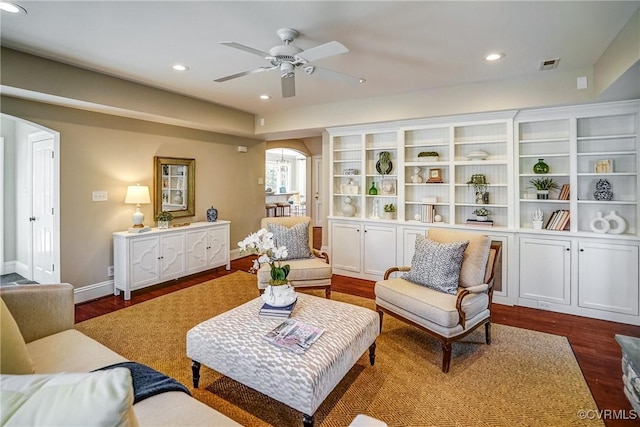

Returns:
153,156,195,219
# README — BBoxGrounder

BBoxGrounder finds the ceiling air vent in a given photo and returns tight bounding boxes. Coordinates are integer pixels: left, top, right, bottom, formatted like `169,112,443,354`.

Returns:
539,58,560,71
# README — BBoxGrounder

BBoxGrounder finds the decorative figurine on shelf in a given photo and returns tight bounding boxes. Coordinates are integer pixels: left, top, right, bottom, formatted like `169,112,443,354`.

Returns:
410,167,423,183
206,206,218,222
533,158,550,174
342,197,356,217
173,190,183,204
593,178,613,201
532,209,544,229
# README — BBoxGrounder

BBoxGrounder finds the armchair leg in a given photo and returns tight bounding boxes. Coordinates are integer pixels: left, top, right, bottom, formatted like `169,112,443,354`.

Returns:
441,341,452,373
485,322,492,345
325,286,332,299
377,309,384,333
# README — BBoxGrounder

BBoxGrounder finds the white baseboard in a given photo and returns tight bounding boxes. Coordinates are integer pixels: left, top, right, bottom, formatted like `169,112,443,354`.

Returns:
14,261,29,278
229,248,243,260
2,261,17,275
74,280,114,304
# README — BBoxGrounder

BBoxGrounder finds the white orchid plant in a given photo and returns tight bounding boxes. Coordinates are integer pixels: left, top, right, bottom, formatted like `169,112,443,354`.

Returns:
238,228,290,285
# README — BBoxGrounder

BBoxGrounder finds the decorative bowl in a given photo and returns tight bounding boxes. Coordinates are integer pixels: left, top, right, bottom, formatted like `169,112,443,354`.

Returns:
466,150,489,160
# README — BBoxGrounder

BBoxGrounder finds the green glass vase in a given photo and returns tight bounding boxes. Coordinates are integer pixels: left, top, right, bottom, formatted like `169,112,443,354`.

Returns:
368,182,378,195
533,159,549,174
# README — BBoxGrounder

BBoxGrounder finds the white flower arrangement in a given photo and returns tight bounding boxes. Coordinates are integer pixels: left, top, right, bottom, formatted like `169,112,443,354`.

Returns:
238,228,290,284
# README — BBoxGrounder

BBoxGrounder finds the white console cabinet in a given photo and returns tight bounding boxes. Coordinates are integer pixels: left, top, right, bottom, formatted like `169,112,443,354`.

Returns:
113,221,230,300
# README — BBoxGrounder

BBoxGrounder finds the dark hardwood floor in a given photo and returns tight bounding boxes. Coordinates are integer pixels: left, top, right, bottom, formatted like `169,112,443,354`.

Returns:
75,227,640,426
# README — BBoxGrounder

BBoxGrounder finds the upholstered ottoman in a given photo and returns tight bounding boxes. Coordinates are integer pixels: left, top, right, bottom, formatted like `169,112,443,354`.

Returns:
187,293,379,427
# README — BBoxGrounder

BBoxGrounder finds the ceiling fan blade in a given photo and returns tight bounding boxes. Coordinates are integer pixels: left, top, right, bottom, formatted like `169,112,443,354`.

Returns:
219,41,270,58
214,66,275,82
281,74,296,98
305,65,365,85
296,41,348,63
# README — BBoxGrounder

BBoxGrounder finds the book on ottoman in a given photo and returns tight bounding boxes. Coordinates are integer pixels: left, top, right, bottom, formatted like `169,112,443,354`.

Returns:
263,319,324,354
259,299,297,318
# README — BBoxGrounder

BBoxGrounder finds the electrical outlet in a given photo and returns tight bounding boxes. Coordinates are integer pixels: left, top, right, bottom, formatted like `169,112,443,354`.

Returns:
107,265,114,277
92,191,108,202
538,301,551,310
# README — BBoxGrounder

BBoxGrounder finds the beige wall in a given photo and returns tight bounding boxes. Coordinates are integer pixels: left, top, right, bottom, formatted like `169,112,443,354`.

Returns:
1,96,265,288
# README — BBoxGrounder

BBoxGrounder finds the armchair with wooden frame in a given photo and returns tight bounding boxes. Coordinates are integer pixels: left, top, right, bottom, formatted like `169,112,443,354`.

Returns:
257,216,332,298
374,228,501,373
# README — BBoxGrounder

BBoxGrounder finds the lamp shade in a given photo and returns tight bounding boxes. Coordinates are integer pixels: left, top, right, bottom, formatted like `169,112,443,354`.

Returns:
124,185,151,205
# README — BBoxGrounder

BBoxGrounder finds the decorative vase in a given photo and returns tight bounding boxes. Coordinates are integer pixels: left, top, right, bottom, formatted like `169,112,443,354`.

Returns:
533,159,550,174
158,220,169,229
536,190,549,200
604,210,627,235
261,284,297,307
532,220,543,230
589,211,610,234
342,197,356,217
593,179,613,201
383,211,394,220
206,206,218,222
475,215,488,222
173,190,183,204
368,182,378,195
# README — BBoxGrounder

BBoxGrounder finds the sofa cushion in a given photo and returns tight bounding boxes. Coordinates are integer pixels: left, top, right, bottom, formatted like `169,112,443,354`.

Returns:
0,368,138,427
402,235,468,295
0,298,34,374
257,257,332,288
266,221,312,260
427,228,491,288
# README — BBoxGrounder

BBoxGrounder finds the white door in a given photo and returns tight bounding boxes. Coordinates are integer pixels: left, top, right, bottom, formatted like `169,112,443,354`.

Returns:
312,156,323,227
31,135,56,283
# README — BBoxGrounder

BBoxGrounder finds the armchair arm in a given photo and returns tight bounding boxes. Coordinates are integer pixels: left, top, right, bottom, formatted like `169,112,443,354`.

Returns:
312,248,330,264
0,284,75,343
455,283,491,330
383,266,411,280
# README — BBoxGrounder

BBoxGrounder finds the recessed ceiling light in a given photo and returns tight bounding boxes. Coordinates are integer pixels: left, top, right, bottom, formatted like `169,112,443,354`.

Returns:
485,52,505,62
172,64,189,71
259,95,271,100
0,1,26,13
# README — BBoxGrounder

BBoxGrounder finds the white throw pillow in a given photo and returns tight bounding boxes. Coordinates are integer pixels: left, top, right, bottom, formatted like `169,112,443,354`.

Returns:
1,368,139,427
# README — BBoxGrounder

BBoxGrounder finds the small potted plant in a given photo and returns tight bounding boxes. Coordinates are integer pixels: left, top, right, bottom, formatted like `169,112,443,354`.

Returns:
418,151,439,161
383,203,396,220
467,174,489,204
155,211,173,229
472,207,490,222
528,177,559,200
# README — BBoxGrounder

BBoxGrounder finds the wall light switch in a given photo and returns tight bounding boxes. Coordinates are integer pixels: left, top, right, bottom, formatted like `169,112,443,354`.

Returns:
92,191,108,202
577,76,588,90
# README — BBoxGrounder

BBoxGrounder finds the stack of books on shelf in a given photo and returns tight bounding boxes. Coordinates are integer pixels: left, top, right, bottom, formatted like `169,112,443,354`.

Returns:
558,184,570,200
421,204,435,223
545,209,570,230
466,219,493,227
259,299,298,318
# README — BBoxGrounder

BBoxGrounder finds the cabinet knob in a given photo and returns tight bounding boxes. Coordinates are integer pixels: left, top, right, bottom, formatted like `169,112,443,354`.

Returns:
566,248,570,251
580,249,584,252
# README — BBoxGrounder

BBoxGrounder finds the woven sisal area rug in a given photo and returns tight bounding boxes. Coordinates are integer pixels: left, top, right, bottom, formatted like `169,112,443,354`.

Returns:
76,271,602,426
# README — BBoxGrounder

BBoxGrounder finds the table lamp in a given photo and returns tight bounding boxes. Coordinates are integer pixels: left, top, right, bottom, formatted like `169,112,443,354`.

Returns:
124,184,151,233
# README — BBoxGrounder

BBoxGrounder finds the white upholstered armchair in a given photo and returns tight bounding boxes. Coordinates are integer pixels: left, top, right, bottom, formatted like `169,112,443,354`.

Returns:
374,228,500,373
257,216,332,298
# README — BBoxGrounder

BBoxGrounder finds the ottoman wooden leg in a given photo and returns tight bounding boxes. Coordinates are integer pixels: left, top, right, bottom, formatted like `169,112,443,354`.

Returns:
303,414,314,427
191,360,201,388
369,341,377,366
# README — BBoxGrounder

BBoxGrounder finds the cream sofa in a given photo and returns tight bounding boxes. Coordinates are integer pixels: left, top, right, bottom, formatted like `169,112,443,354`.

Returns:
0,284,240,426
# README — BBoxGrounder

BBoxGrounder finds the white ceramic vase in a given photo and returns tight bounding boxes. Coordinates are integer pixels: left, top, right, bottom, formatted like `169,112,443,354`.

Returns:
604,210,627,234
262,284,297,307
589,211,610,234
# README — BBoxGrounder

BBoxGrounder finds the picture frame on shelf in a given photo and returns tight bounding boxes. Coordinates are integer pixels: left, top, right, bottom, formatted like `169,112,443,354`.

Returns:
381,179,396,195
427,168,443,183
594,159,613,173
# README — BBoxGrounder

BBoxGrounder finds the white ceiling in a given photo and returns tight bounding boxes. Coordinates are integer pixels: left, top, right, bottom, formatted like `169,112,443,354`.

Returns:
1,1,639,117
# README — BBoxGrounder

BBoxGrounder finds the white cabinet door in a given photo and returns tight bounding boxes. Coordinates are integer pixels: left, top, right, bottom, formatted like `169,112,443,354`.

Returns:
331,222,362,273
363,224,397,276
130,236,160,289
207,226,229,268
159,233,185,280
519,237,571,305
401,227,425,266
578,241,639,315
185,229,208,274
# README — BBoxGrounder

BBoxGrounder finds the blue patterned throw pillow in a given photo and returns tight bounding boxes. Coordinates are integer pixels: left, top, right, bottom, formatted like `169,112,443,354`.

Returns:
267,222,312,260
402,235,469,295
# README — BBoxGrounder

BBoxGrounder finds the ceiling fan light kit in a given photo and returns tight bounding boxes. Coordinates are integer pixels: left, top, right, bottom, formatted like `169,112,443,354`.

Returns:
215,28,363,98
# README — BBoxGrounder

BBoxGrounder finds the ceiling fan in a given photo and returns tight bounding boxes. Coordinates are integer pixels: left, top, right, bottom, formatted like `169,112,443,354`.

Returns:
215,28,364,98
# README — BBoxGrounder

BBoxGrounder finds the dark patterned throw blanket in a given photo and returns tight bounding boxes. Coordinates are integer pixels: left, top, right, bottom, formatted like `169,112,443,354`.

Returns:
94,361,191,403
